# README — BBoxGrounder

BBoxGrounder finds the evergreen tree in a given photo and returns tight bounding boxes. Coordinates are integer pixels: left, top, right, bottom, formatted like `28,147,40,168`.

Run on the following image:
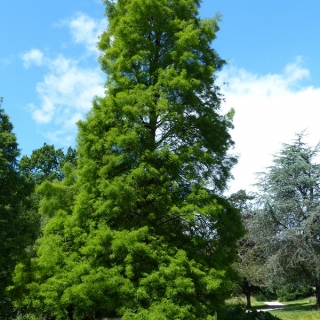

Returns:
249,132,320,308
0,103,40,317
10,1,243,319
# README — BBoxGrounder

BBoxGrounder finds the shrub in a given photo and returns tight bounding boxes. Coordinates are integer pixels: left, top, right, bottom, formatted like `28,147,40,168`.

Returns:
276,284,315,302
254,289,278,302
224,306,281,320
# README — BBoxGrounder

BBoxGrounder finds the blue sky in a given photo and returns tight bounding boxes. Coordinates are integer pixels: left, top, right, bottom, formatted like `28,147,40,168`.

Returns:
1,0,320,194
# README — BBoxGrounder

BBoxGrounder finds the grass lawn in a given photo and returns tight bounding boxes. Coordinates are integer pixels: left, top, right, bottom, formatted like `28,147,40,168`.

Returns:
226,296,320,320
269,297,320,320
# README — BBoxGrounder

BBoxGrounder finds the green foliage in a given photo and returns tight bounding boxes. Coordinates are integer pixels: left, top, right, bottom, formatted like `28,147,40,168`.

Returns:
7,164,78,315
254,289,278,302
17,144,78,233
19,143,77,185
13,315,43,320
10,0,244,318
0,105,40,318
225,306,281,320
276,285,315,302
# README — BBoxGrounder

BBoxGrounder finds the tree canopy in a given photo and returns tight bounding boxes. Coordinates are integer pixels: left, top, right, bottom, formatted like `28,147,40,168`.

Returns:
19,143,77,185
0,105,40,317
10,1,244,319
248,132,320,307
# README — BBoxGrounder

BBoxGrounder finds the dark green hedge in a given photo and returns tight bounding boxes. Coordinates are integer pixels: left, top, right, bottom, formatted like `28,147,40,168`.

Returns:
224,306,281,320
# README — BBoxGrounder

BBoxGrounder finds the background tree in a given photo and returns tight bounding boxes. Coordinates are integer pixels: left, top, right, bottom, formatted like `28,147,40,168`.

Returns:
248,132,320,308
19,143,77,185
229,190,266,309
18,144,77,228
0,103,40,317
8,162,78,318
10,1,243,319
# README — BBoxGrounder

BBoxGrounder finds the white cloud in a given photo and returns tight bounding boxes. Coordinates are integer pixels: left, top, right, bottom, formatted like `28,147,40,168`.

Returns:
43,129,76,147
21,13,107,146
68,13,107,54
22,49,44,68
218,58,320,195
30,54,105,127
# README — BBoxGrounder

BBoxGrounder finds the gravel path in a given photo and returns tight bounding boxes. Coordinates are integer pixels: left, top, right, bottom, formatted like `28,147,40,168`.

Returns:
257,301,287,312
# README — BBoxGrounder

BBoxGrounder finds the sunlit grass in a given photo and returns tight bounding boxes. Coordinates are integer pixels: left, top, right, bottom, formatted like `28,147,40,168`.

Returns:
270,309,320,320
282,296,316,306
226,295,320,320
269,296,319,319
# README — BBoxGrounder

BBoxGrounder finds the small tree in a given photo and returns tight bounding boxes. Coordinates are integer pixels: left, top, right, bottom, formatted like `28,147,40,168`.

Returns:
249,132,320,308
10,1,244,318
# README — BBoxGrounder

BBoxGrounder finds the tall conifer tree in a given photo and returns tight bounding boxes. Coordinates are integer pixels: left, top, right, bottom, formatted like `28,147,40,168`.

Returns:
10,1,243,319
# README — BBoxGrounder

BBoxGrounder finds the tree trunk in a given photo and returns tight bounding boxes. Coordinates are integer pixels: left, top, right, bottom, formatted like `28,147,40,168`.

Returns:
242,278,252,309
316,284,320,309
82,312,95,320
67,305,74,320
245,290,252,309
